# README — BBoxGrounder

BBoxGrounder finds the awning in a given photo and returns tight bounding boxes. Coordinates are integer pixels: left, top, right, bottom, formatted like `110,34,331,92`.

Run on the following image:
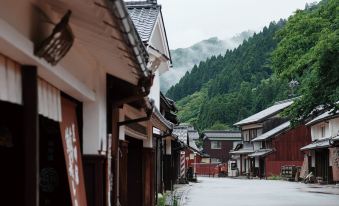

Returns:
248,149,273,157
252,121,290,142
300,138,331,151
229,148,254,154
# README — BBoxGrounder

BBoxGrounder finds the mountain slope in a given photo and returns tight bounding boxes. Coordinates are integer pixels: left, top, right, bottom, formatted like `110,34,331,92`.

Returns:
169,20,290,130
160,31,253,92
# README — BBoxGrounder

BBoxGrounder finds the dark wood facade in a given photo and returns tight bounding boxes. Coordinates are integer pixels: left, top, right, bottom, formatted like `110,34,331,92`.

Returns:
203,139,236,163
264,125,311,176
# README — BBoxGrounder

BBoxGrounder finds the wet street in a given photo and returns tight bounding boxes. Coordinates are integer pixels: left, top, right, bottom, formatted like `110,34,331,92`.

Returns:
182,177,339,206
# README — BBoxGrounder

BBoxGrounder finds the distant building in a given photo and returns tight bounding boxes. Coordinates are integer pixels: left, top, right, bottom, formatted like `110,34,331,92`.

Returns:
173,124,202,178
250,121,311,177
202,130,241,163
231,99,294,176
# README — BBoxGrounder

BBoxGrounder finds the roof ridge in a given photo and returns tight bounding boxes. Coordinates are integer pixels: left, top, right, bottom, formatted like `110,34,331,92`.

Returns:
274,98,295,105
203,130,240,133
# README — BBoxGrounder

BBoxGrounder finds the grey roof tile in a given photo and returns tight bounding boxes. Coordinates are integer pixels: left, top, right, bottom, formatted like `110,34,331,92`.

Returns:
203,131,241,139
248,149,273,157
251,121,290,142
234,99,294,126
127,5,160,42
300,137,331,150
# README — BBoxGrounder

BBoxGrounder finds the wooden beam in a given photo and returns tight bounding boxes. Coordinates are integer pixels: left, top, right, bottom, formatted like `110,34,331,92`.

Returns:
22,65,39,206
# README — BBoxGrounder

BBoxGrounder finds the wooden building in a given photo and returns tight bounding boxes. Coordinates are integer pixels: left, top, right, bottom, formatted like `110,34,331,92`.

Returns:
231,99,294,176
202,131,241,163
301,110,339,183
173,124,202,180
119,1,176,205
0,0,153,206
155,92,179,194
250,123,311,177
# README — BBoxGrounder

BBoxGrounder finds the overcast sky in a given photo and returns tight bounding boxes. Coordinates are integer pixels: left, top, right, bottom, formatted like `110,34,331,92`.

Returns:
157,0,317,49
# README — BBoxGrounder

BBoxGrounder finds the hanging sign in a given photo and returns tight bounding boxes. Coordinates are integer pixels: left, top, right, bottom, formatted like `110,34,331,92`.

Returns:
60,97,87,206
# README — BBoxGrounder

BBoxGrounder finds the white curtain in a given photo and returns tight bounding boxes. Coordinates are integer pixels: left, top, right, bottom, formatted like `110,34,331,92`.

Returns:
38,78,62,122
0,54,22,105
0,53,62,122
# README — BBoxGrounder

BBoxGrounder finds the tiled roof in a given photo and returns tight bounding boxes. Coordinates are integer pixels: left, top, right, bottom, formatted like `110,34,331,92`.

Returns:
173,127,188,143
300,137,331,151
306,110,339,126
189,138,201,152
203,130,241,140
252,121,290,142
248,149,273,157
229,148,254,155
188,130,199,140
234,99,294,126
127,5,160,42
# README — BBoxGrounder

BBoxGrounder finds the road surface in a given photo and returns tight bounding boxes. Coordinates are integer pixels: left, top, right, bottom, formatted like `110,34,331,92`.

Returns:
181,177,339,206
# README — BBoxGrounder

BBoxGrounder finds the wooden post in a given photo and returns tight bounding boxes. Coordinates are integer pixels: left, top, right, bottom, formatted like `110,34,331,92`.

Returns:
143,148,155,206
22,65,39,206
240,154,243,176
119,140,128,206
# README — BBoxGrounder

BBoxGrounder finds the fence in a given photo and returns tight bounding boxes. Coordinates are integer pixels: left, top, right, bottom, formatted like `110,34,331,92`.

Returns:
191,163,220,177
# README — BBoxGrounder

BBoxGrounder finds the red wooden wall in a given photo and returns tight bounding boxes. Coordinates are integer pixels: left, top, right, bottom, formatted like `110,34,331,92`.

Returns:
265,125,311,176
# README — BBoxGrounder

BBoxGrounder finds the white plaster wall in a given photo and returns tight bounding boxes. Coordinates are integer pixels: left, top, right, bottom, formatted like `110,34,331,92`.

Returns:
253,142,261,150
83,68,106,154
236,159,241,172
311,122,330,141
148,70,160,109
255,157,259,168
243,142,253,149
165,138,172,155
329,117,339,137
143,121,153,148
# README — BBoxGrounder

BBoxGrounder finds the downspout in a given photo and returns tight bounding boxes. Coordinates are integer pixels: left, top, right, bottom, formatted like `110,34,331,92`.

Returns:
155,136,158,204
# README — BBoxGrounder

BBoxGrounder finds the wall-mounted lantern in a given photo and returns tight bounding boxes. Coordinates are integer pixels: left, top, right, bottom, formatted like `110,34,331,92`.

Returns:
34,10,74,66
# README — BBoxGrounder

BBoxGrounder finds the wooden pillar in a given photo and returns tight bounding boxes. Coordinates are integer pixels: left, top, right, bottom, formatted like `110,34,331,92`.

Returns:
22,65,39,206
240,154,243,175
119,140,128,206
143,148,155,206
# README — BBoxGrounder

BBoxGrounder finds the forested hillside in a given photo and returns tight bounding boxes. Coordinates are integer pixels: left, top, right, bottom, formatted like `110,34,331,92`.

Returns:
272,0,339,122
168,0,338,131
160,32,253,92
168,20,289,130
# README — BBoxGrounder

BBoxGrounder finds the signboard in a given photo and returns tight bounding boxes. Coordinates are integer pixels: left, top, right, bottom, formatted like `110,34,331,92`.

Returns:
330,147,339,181
60,97,87,206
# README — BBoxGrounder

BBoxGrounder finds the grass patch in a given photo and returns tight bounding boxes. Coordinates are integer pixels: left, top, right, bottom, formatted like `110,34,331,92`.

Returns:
267,175,283,180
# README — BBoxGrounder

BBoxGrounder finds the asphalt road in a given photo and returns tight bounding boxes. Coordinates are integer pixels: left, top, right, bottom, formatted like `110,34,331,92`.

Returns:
182,177,339,206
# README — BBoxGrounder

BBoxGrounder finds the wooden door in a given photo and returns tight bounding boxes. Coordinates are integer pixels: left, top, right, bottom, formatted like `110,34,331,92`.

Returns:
127,137,143,206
